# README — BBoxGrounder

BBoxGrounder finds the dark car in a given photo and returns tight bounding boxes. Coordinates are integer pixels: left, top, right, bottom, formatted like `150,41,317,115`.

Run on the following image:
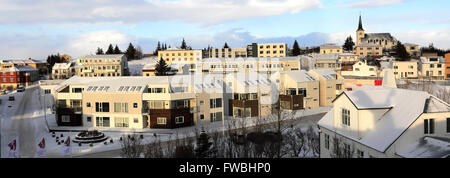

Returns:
8,96,15,101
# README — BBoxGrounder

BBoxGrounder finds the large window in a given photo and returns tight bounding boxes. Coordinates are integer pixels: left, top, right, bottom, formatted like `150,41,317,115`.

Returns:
210,112,223,122
114,103,128,113
61,115,70,123
341,108,350,126
424,119,435,134
96,117,110,127
115,117,129,128
175,116,184,124
95,102,110,112
357,150,364,158
343,143,351,158
324,134,329,150
210,98,222,108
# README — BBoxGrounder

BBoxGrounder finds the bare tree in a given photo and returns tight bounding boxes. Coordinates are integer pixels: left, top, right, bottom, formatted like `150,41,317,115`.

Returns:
120,134,144,158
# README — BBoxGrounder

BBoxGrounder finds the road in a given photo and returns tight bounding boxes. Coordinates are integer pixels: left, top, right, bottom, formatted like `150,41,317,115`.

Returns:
74,113,326,158
1,86,48,158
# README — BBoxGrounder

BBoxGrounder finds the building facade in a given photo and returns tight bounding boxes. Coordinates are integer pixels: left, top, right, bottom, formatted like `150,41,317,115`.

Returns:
52,63,75,79
206,47,247,58
157,47,203,66
77,54,129,77
320,43,343,54
445,53,450,80
392,61,418,79
353,44,383,57
0,66,38,90
419,56,445,80
247,43,287,58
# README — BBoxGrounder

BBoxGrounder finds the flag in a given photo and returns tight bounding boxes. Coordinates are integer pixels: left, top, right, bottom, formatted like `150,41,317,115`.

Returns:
61,136,71,156
7,137,19,158
34,137,46,158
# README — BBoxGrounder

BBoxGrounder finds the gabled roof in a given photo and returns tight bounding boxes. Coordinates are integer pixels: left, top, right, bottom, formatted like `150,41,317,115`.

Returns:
319,86,435,152
396,137,450,158
283,70,317,82
362,33,395,41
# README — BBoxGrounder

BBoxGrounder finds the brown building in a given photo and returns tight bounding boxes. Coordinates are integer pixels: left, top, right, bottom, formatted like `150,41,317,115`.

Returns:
445,53,450,80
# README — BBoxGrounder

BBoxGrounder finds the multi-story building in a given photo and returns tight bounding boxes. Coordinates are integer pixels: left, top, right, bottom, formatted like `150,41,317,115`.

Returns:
419,56,445,80
356,15,398,49
247,43,287,58
313,54,341,71
318,85,450,158
53,75,225,129
404,43,420,56
206,47,247,58
353,44,383,57
77,54,129,77
0,65,39,90
446,53,450,80
279,70,320,109
341,60,378,77
196,57,301,74
157,47,203,66
309,69,339,107
320,43,343,54
52,63,75,79
392,61,418,79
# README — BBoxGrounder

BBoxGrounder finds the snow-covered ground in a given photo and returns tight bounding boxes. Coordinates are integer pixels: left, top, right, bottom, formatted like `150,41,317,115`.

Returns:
127,57,157,76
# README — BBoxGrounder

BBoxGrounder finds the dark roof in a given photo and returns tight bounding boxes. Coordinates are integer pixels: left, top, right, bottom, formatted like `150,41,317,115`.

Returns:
362,33,395,41
357,15,364,31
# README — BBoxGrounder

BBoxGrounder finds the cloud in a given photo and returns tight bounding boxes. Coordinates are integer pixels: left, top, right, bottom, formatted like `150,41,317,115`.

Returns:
341,0,405,8
394,28,450,49
65,30,134,56
0,0,321,25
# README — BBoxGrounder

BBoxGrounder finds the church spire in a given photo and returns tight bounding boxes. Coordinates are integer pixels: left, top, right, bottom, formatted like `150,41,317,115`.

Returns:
357,14,364,31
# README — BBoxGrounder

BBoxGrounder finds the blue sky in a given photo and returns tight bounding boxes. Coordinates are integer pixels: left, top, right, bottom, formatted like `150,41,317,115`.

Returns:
0,0,449,59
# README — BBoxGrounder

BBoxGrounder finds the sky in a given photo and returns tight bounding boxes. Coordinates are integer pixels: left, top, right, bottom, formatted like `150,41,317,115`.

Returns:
0,0,449,60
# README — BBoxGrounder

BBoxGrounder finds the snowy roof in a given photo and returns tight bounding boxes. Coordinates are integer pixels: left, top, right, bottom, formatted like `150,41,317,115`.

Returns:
339,53,358,57
362,33,395,41
142,63,156,70
82,54,124,59
4,65,38,72
314,53,339,60
319,86,435,152
320,44,341,49
52,63,71,70
423,96,450,113
396,137,450,158
311,69,337,80
283,70,317,82
355,43,381,47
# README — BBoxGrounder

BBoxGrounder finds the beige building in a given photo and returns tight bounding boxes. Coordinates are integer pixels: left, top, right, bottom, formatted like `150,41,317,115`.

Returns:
353,44,383,57
339,53,360,72
318,86,450,158
313,54,341,71
77,54,129,77
157,47,202,66
341,60,378,77
247,43,287,58
320,43,343,54
206,48,247,58
309,69,339,107
392,61,418,79
404,43,420,56
52,63,75,79
196,57,300,74
419,56,445,80
280,70,320,109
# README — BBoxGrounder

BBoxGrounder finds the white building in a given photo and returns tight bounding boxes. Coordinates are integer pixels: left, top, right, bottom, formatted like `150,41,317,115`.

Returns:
318,85,450,158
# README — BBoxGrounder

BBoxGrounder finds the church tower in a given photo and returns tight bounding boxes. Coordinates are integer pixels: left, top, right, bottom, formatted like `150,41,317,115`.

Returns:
356,15,365,45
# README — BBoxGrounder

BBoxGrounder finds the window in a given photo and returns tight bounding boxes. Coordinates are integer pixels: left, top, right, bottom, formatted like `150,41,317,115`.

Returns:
61,115,70,123
447,118,450,133
343,143,351,158
175,116,184,124
200,114,204,120
357,150,364,158
133,103,138,108
424,119,435,134
86,102,91,107
96,117,110,127
86,117,92,122
342,108,350,126
114,103,128,113
157,117,167,125
324,134,329,150
210,98,222,108
44,89,51,94
115,117,129,128
95,102,110,112
210,112,223,122
134,118,139,123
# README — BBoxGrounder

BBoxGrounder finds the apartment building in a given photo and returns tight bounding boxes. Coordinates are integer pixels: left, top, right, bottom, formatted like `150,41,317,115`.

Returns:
392,61,418,79
341,60,378,77
320,43,343,54
52,63,75,79
157,47,202,66
280,71,320,109
53,75,224,129
419,56,445,80
196,57,301,74
318,86,450,158
313,54,341,71
339,53,359,71
247,43,287,58
309,69,339,107
0,58,48,75
353,44,383,57
446,53,450,80
206,47,247,58
0,65,39,90
77,54,129,77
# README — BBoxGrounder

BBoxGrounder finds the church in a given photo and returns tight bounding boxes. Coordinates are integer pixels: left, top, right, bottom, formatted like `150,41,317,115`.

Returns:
356,15,398,49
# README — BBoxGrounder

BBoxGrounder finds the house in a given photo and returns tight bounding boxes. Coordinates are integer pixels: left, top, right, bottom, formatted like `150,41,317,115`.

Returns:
320,43,343,54
318,85,450,158
341,60,378,77
0,65,39,90
419,56,445,80
353,44,383,57
157,47,202,66
309,69,339,106
392,61,418,79
52,63,75,79
280,70,319,109
76,54,129,77
313,53,341,71
339,53,359,72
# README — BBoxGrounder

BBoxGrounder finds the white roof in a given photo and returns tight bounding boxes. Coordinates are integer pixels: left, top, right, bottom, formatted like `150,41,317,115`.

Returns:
314,53,339,60
311,69,337,80
52,63,71,70
396,137,450,158
318,86,433,152
82,54,124,59
283,70,317,82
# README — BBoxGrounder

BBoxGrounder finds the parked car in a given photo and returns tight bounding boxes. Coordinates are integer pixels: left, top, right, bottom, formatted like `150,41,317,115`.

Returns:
8,96,15,101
